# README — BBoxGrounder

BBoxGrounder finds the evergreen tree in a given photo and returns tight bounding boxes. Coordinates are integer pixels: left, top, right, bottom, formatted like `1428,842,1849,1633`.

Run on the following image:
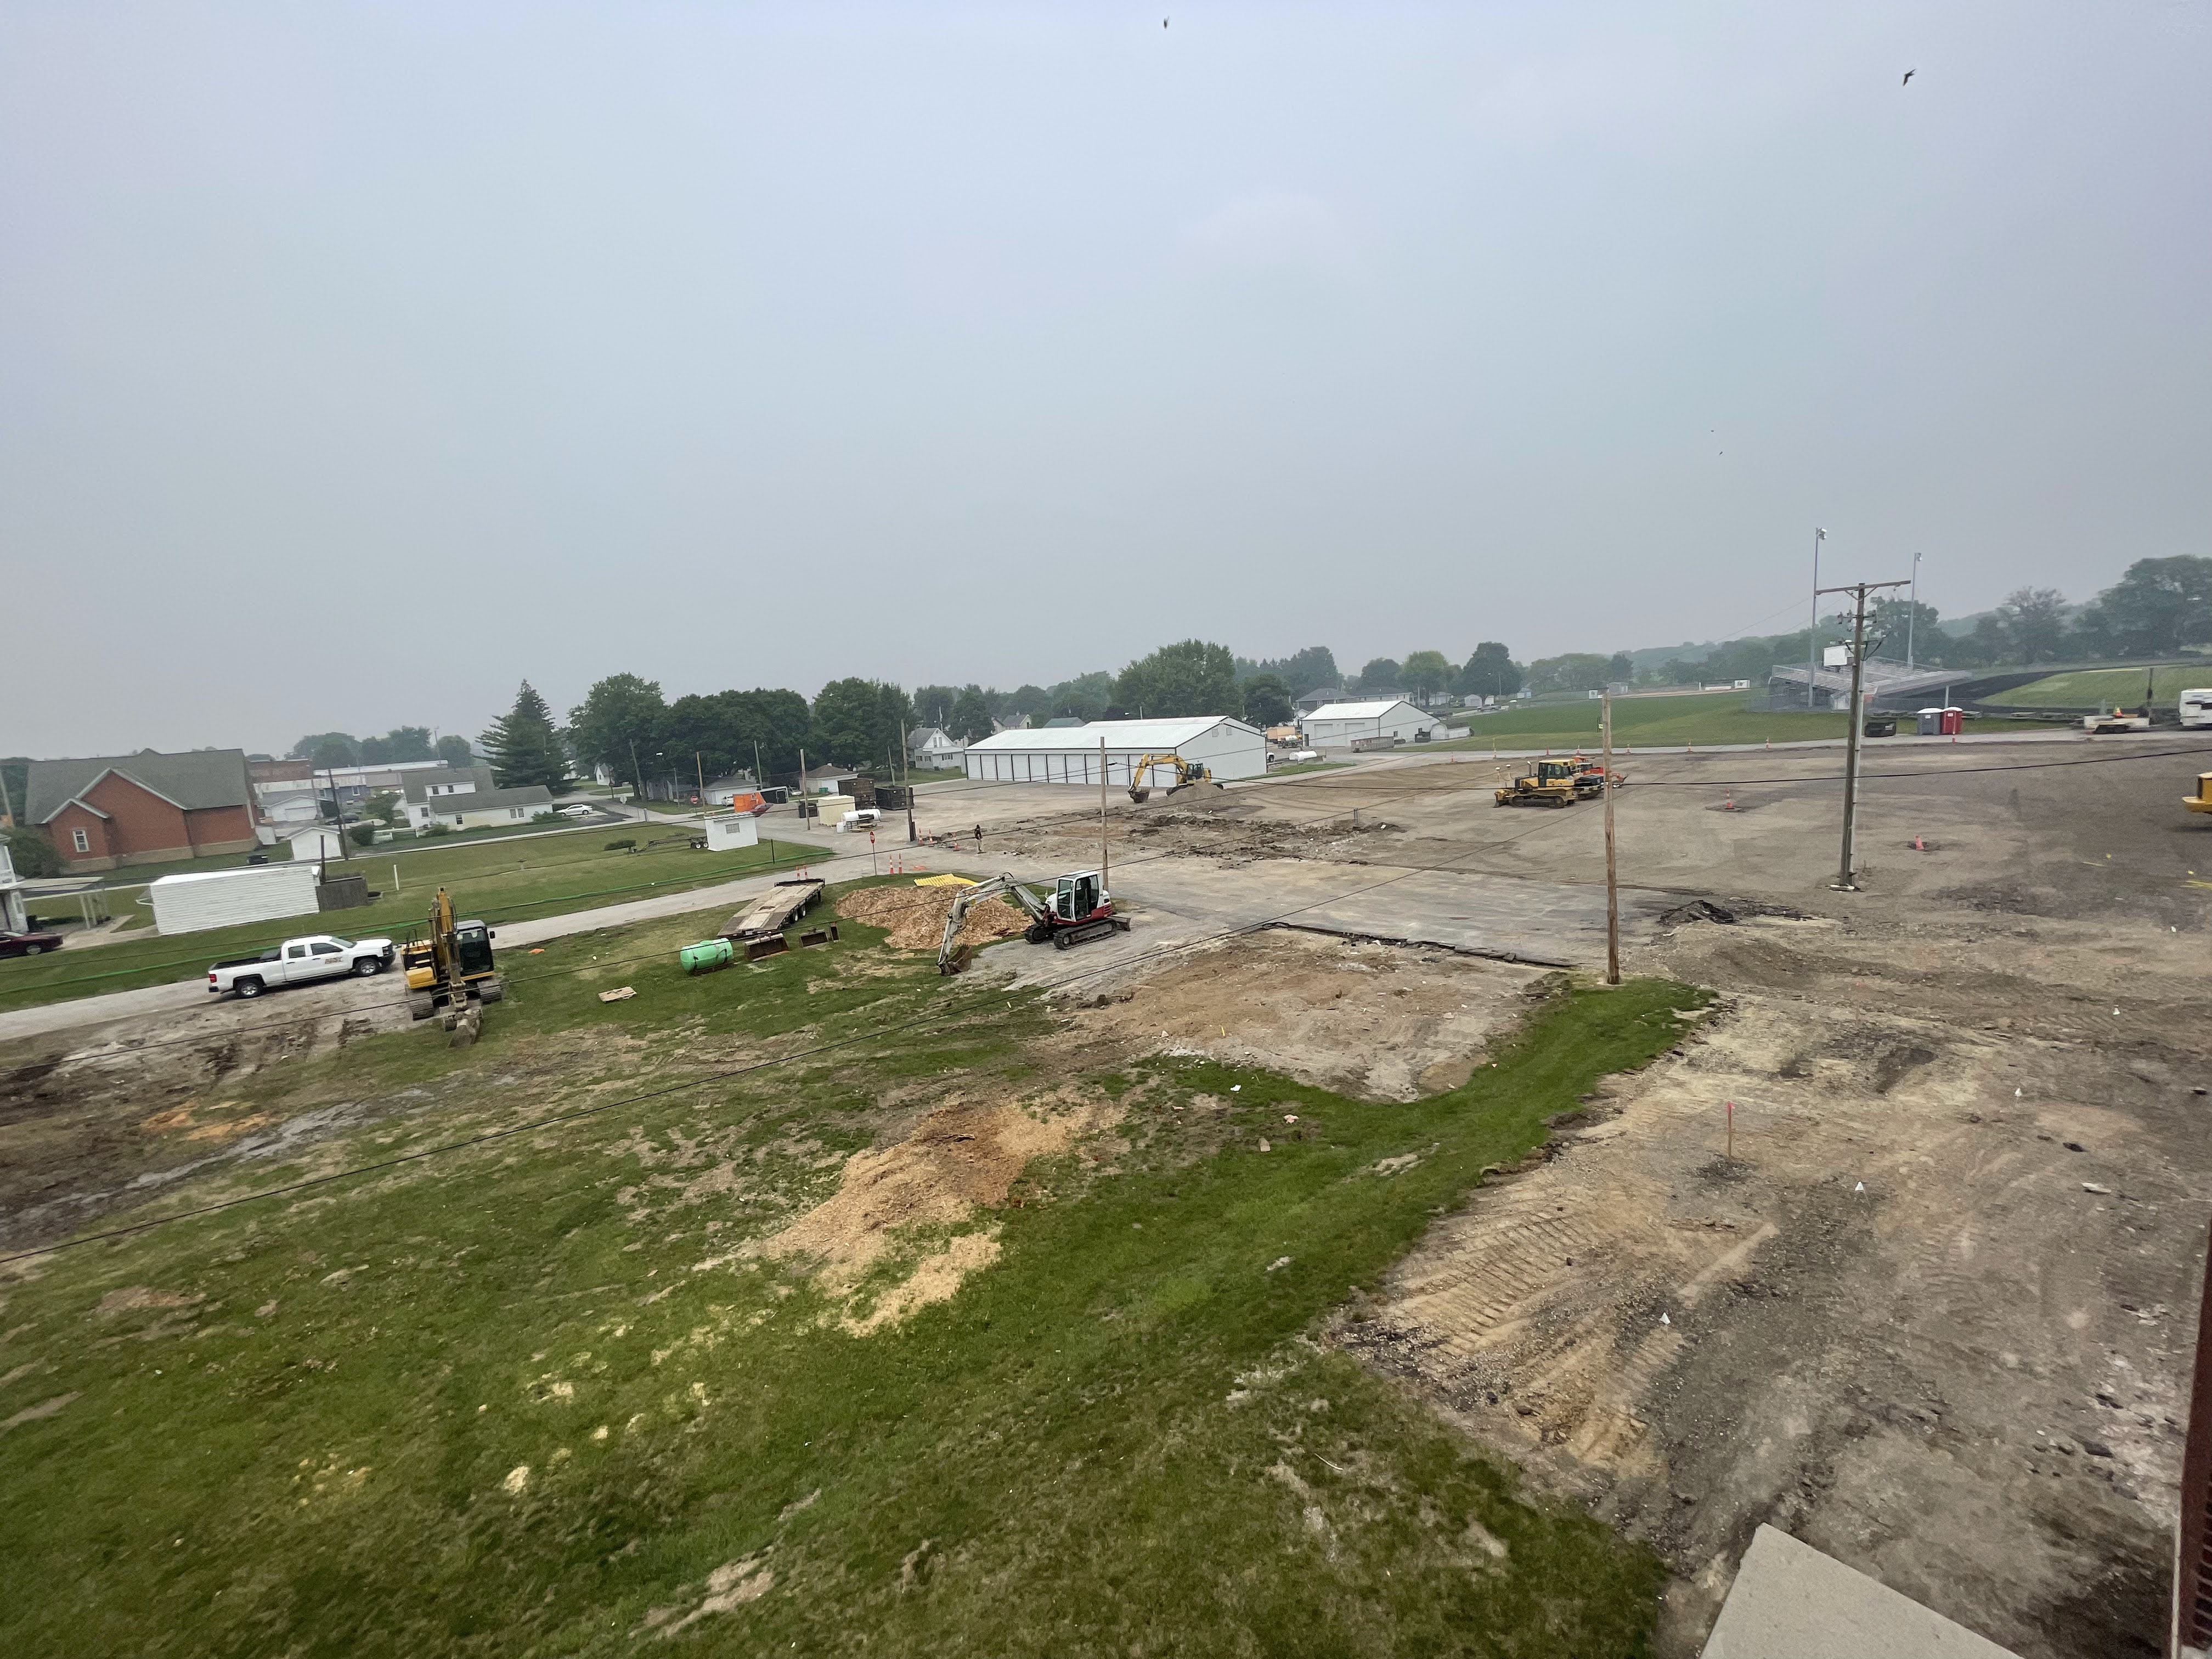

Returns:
482,681,569,792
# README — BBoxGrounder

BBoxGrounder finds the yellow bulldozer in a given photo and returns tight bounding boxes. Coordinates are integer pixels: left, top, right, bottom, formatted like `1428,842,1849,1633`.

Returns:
1494,755,1622,809
402,887,503,1043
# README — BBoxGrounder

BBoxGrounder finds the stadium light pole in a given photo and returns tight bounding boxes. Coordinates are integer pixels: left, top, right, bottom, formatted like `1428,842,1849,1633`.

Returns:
1807,528,1826,708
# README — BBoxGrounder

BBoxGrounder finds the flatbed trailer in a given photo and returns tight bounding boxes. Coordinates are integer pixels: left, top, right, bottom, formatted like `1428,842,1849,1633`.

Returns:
717,877,826,958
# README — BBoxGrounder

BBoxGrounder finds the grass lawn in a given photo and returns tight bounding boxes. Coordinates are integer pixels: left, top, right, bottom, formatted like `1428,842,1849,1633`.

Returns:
902,767,967,783
0,835,814,1011
1982,665,2207,708
0,882,1702,1656
1432,690,1849,752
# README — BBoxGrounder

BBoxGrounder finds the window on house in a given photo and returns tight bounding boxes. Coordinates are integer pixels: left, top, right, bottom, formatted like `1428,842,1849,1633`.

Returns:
510,808,522,818
71,827,91,854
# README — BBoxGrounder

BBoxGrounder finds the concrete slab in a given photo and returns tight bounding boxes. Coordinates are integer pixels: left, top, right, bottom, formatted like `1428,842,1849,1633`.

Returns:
1701,1526,2021,1658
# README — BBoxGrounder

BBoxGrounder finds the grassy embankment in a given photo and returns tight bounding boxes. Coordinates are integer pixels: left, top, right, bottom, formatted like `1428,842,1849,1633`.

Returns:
1435,690,1848,751
0,882,1706,1657
1982,665,2206,708
0,832,815,1011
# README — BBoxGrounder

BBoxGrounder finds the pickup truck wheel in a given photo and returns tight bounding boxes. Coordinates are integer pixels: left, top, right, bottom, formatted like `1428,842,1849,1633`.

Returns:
235,977,266,999
351,955,382,977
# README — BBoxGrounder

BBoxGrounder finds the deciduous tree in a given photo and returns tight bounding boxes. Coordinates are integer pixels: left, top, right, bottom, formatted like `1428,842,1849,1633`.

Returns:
1113,641,1238,719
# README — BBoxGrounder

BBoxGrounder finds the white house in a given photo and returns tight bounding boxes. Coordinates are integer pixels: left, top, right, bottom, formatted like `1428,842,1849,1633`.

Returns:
1301,699,1435,747
402,764,553,831
907,726,966,768
961,716,1267,785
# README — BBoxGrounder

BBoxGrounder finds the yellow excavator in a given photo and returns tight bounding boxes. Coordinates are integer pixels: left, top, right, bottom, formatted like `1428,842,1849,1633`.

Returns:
1126,753,1218,804
402,887,503,1042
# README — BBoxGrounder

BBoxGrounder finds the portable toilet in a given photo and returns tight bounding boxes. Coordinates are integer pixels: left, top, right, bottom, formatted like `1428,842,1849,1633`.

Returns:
1939,707,1963,735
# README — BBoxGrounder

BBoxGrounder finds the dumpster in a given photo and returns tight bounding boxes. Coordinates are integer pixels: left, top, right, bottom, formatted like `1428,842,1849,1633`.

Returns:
680,938,735,975
1863,716,1896,738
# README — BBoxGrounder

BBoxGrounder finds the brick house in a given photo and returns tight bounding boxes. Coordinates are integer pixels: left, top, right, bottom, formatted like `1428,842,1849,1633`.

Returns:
26,750,260,873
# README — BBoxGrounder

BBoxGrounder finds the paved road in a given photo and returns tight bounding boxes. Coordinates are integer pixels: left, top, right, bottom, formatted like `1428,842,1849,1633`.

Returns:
0,839,994,1047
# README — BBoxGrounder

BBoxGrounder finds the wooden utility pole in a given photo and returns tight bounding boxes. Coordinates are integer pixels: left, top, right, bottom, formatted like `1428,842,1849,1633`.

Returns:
1818,577,1910,890
900,720,916,843
695,751,706,807
1601,692,1619,985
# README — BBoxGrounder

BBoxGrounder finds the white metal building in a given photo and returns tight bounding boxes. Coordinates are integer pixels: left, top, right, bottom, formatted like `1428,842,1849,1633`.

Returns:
1301,700,1435,747
962,717,1267,785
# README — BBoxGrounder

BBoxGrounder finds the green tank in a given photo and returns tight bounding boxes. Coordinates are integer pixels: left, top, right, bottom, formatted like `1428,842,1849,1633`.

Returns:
680,938,734,975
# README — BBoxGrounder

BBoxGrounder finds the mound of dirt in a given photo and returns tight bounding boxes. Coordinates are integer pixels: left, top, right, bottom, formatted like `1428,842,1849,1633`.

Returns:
751,1096,1115,1333
837,883,1029,951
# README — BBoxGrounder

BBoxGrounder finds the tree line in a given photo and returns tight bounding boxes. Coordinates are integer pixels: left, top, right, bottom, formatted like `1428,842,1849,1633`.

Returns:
287,727,476,770
1651,556,2212,686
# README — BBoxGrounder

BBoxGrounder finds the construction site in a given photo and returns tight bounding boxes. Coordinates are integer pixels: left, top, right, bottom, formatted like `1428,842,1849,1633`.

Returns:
2,730,2209,1658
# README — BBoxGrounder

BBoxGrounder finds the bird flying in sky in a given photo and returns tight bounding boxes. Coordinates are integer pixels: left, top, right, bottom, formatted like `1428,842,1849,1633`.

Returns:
1902,69,1915,86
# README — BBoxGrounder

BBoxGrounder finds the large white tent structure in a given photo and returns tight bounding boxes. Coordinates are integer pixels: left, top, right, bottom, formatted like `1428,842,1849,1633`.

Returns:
961,717,1267,785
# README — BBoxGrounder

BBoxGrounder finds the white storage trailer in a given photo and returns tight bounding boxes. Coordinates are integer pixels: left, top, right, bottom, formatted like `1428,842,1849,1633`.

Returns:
961,716,1268,785
703,814,760,851
149,862,323,936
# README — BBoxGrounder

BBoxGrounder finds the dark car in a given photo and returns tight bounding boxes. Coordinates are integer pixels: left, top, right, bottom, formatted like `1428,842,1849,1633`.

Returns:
0,929,64,958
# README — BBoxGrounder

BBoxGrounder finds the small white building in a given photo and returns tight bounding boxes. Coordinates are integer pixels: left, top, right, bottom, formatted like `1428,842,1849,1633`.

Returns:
703,814,760,851
288,827,345,864
0,843,26,934
1301,700,1435,747
961,716,1267,786
149,862,323,935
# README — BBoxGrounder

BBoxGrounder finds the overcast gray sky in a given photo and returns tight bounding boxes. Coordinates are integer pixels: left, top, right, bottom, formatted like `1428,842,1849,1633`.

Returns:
4,2,2207,757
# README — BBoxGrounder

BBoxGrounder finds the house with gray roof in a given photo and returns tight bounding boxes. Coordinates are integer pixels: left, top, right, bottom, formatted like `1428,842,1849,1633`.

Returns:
400,764,553,832
25,749,259,872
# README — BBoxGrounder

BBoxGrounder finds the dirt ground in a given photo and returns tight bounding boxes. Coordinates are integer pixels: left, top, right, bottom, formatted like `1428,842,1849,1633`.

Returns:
1065,928,1548,1101
8,737,2209,1656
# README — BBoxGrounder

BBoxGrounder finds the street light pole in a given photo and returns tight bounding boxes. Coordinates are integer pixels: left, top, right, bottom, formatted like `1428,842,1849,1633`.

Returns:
1601,691,1619,985
1906,551,1922,674
1807,527,1826,709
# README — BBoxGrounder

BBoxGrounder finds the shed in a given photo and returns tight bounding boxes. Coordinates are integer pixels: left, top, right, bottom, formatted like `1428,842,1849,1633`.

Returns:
703,814,760,852
287,827,345,863
1301,700,1435,747
149,862,322,935
961,717,1267,786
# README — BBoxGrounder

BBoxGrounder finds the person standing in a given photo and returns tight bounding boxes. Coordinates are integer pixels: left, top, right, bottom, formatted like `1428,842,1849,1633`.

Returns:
974,823,984,851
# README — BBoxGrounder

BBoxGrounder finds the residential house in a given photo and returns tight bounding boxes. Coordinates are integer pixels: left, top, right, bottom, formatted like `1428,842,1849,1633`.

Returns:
401,764,554,831
702,773,760,807
249,759,322,831
1293,686,1346,715
799,763,857,796
26,749,260,873
906,727,966,768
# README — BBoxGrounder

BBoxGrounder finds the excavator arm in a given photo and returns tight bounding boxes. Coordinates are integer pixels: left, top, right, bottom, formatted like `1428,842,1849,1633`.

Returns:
938,874,1048,974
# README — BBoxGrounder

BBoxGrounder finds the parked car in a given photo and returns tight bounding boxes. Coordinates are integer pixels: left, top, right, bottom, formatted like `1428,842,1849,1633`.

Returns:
207,933,396,999
0,928,64,958
556,804,597,819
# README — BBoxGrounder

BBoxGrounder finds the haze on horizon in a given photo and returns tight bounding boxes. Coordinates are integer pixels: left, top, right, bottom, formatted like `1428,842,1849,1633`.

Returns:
3,2,2206,758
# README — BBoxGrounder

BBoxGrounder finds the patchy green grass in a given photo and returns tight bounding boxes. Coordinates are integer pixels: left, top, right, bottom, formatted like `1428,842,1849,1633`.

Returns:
0,882,1704,1657
0,836,815,1010
1434,691,1848,752
1982,664,2204,709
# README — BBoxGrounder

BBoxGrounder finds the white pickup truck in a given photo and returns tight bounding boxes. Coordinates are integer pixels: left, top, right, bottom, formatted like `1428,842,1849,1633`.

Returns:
207,933,396,1000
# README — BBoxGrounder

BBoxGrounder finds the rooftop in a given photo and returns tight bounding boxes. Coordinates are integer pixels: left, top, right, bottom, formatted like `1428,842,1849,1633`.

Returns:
966,716,1255,752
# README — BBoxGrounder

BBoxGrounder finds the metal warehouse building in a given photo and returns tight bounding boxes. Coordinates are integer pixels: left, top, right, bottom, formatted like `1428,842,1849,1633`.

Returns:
961,716,1267,785
1301,699,1436,747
